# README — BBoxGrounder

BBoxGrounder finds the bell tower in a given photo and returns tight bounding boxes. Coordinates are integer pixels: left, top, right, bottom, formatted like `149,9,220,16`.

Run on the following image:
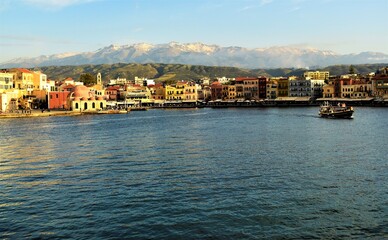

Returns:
97,72,102,85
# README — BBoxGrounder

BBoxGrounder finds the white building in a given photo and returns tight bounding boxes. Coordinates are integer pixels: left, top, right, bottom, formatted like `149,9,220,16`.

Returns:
289,79,325,98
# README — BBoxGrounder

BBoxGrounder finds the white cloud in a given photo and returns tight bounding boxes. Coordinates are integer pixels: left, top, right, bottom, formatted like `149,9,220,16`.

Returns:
260,0,273,6
22,0,97,10
289,6,301,12
238,5,255,12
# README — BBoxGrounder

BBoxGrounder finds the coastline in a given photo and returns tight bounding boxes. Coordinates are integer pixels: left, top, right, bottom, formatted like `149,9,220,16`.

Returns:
1,99,387,119
0,110,82,118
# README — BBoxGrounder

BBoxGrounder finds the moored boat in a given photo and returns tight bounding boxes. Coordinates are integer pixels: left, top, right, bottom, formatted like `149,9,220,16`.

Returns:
97,109,128,114
319,101,354,119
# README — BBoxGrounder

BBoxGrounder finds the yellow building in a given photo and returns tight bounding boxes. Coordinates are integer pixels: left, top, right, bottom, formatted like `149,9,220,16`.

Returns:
276,78,289,97
182,81,198,101
32,71,47,90
165,81,198,101
9,68,34,97
303,71,329,80
222,85,236,100
69,85,106,111
266,79,278,99
322,81,335,98
0,72,17,112
0,72,14,93
351,82,372,98
125,85,154,106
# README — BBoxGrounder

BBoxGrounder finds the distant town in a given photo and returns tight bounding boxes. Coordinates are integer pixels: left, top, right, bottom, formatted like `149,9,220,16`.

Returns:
1,66,388,115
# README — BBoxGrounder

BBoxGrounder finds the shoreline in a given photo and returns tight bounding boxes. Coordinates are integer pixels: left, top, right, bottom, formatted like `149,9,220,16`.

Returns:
1,100,387,119
0,110,83,118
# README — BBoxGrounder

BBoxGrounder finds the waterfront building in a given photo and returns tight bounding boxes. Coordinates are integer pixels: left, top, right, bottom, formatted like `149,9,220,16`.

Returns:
0,72,14,93
7,68,36,109
32,71,47,90
149,83,165,106
69,85,106,111
235,77,259,100
289,79,324,98
165,84,179,101
9,68,34,97
347,80,372,99
150,83,165,100
49,91,71,109
0,72,16,112
258,77,267,99
105,85,122,101
372,67,388,99
289,79,311,97
181,81,199,101
277,77,289,97
0,91,19,112
210,81,222,100
125,84,154,106
323,80,335,98
199,85,211,101
310,79,325,99
222,84,236,100
165,81,199,102
304,71,329,80
266,79,278,99
41,79,56,93
334,77,353,98
234,77,267,100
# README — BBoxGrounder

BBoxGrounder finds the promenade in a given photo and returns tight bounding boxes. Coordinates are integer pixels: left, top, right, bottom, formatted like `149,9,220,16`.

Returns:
0,110,82,118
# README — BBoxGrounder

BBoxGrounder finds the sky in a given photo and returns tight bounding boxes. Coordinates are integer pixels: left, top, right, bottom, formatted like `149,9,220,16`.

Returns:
0,0,387,63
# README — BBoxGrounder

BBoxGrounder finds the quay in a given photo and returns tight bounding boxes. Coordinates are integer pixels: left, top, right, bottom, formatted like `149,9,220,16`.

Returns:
0,109,128,118
1,98,388,119
0,110,82,118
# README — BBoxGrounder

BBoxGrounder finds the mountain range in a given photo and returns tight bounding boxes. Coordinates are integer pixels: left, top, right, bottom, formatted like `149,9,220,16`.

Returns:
1,42,388,69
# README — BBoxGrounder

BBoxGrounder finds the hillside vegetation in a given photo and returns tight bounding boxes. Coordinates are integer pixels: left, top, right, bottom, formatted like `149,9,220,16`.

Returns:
33,63,388,83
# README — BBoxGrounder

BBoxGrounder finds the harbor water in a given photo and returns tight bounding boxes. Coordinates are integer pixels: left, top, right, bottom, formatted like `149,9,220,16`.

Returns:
0,107,387,239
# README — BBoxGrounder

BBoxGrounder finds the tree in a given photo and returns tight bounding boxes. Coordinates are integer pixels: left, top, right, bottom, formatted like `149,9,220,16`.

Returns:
79,73,96,85
349,65,355,74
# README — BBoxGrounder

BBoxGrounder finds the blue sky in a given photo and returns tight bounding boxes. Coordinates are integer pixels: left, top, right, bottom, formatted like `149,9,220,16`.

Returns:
0,0,387,62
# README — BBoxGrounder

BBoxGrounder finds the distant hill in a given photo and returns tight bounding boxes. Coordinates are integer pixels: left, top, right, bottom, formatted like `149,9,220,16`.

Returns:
32,63,388,83
2,42,388,69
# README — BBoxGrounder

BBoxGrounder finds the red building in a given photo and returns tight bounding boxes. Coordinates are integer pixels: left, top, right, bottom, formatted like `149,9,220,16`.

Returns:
258,77,267,99
49,91,70,109
210,81,223,100
106,85,121,101
235,77,267,99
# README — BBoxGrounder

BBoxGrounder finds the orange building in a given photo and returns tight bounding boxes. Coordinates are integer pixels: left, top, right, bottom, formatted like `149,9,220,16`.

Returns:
49,91,70,109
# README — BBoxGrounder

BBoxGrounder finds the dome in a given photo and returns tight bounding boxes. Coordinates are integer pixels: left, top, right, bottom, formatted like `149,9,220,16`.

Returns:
72,85,92,99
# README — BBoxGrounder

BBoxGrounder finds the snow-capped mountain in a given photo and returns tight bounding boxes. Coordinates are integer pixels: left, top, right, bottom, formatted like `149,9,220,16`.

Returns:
1,42,387,68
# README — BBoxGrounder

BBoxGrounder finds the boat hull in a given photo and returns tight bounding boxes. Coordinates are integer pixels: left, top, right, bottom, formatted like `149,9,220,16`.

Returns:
319,110,354,119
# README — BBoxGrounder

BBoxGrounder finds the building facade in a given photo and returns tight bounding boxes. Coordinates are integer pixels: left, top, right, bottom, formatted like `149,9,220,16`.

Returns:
304,71,329,80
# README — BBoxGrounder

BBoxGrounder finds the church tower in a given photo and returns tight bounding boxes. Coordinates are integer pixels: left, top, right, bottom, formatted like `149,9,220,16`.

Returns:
97,72,102,85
